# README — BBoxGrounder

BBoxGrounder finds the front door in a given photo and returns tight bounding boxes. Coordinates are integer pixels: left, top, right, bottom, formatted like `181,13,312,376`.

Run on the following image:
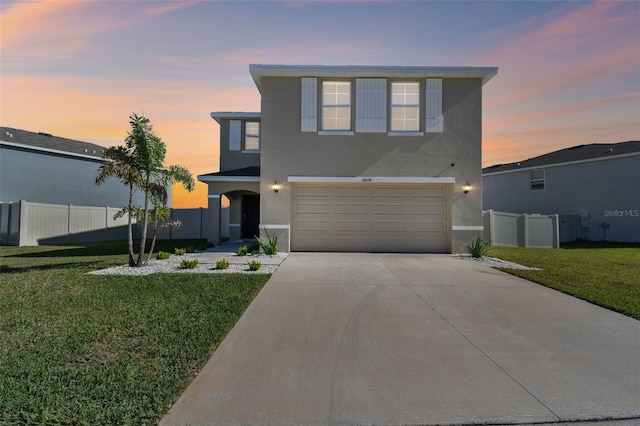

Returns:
241,195,260,239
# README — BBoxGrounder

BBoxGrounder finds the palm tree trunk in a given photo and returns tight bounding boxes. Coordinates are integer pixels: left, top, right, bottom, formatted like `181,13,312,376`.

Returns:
136,179,151,266
127,183,136,267
146,222,159,264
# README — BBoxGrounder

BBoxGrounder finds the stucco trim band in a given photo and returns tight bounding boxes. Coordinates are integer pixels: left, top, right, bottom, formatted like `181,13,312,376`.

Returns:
288,176,455,184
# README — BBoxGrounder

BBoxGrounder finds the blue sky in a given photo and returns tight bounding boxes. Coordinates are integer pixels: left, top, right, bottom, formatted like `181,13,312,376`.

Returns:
2,0,638,207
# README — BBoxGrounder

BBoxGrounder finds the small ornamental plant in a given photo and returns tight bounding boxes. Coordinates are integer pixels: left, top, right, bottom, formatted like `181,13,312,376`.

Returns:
247,260,261,271
237,245,249,256
216,259,230,270
174,248,186,256
179,259,199,269
156,251,171,260
185,245,195,253
466,237,490,258
255,227,278,255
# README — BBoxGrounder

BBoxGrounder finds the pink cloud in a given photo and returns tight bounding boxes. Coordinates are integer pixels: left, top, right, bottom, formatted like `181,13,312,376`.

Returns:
144,0,201,16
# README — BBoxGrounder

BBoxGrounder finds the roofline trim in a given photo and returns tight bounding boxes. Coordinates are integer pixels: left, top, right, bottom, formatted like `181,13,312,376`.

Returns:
0,140,104,162
250,64,498,91
482,151,640,177
197,174,260,183
287,176,455,184
210,112,261,124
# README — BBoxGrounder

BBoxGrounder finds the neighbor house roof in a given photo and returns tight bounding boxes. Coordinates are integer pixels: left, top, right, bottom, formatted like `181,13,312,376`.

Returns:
0,126,107,160
249,64,499,92
483,141,640,175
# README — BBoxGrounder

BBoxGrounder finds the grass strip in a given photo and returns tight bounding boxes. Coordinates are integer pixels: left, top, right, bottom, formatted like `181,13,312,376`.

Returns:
488,242,640,320
0,241,269,425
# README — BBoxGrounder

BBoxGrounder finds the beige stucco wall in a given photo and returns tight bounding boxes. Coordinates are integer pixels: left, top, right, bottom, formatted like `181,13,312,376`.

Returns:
259,76,485,252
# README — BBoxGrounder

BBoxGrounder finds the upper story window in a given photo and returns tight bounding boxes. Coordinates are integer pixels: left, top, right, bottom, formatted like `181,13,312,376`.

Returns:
322,81,351,131
530,169,545,191
244,122,260,151
301,77,442,135
391,82,420,131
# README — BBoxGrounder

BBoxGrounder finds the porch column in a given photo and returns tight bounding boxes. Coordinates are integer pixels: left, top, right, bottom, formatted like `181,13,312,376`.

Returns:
206,194,221,245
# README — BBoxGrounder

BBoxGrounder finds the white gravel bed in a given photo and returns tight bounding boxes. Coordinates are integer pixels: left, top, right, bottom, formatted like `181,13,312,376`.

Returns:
88,254,285,276
453,254,540,270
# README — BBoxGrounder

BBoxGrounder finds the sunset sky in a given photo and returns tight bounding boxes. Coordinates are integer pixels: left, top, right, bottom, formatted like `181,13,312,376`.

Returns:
2,0,638,208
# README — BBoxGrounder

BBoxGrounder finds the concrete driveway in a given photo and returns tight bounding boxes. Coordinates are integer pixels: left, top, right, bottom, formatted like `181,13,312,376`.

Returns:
160,253,640,426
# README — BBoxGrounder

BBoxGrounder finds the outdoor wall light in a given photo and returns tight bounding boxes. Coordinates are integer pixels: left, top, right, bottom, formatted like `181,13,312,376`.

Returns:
463,183,472,194
272,181,281,193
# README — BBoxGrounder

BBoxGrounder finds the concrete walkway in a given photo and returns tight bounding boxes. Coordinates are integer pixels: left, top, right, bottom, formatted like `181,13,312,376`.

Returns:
160,253,640,426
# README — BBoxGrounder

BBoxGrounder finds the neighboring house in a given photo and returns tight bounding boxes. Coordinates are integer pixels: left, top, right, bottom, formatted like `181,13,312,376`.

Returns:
199,64,498,253
0,127,147,207
483,141,640,243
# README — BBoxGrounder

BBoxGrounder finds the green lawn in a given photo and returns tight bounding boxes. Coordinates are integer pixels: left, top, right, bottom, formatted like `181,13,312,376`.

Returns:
488,241,640,320
0,241,269,425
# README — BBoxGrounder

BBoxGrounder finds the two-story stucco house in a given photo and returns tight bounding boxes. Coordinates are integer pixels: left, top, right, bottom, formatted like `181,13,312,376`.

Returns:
199,64,498,253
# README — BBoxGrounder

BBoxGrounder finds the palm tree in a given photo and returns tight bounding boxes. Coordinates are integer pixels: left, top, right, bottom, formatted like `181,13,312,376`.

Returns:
95,145,141,266
97,113,195,267
125,113,166,266
144,165,194,262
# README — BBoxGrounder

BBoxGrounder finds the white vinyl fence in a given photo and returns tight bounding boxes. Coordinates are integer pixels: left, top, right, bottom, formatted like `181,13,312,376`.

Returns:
483,210,560,248
0,201,214,246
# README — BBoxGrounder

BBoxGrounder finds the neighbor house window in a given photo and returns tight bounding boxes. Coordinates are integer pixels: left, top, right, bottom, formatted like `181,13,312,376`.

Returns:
322,81,351,130
391,82,420,131
244,122,260,151
530,169,545,191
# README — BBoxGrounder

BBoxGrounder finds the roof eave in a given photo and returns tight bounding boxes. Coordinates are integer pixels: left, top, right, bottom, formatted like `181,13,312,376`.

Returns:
210,112,261,124
249,64,498,91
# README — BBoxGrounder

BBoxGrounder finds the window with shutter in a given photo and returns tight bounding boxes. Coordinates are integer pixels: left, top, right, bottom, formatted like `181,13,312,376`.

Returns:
391,82,420,132
322,81,351,131
244,122,260,151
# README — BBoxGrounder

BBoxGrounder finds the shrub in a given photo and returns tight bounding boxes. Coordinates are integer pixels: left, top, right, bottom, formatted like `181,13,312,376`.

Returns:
216,259,230,270
255,227,278,256
174,248,186,256
179,259,199,269
248,242,260,253
466,237,490,258
156,251,171,260
237,245,248,256
185,245,195,253
247,260,261,271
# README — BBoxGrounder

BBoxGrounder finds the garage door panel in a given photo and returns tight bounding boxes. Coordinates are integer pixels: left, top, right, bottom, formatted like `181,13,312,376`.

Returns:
371,203,407,215
371,221,407,232
371,187,405,197
292,183,449,253
334,186,368,197
333,220,368,231
295,186,330,197
295,202,330,214
333,203,368,214
294,219,329,231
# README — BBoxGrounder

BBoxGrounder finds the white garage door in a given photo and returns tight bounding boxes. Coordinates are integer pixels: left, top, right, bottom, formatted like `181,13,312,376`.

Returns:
291,184,449,252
